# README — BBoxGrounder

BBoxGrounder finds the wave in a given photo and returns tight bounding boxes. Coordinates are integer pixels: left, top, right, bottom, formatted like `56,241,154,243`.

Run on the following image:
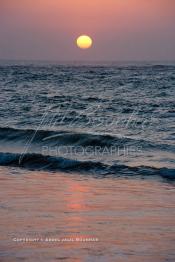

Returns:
0,127,174,152
0,152,174,180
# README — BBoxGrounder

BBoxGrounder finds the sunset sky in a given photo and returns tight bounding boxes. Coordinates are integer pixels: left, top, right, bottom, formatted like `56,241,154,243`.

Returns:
0,0,175,61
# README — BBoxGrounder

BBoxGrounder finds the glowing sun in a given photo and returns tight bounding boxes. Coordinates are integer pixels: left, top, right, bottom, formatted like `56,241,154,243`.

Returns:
76,35,93,49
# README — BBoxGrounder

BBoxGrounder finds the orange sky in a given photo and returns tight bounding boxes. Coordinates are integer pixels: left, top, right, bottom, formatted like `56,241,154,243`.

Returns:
0,0,175,61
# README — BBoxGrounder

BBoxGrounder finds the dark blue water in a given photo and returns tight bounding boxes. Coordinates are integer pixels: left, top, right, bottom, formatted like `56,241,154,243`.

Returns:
0,61,175,179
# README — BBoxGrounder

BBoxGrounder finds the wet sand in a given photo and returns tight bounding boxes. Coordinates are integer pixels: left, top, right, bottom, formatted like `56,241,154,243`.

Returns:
0,166,175,262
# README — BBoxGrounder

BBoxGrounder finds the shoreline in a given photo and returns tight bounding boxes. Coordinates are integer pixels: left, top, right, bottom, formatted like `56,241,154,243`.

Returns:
0,166,175,261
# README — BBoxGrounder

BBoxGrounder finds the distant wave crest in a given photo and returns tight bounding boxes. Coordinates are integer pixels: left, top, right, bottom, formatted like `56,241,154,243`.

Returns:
0,127,174,151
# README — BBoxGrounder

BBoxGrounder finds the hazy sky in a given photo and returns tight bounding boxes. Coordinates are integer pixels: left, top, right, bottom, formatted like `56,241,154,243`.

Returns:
0,0,175,61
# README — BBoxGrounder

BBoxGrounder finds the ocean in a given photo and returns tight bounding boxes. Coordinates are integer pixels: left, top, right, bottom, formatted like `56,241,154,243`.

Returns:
0,61,175,261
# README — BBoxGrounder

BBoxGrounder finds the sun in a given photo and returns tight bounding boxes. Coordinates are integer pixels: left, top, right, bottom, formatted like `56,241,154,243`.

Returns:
76,35,93,49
